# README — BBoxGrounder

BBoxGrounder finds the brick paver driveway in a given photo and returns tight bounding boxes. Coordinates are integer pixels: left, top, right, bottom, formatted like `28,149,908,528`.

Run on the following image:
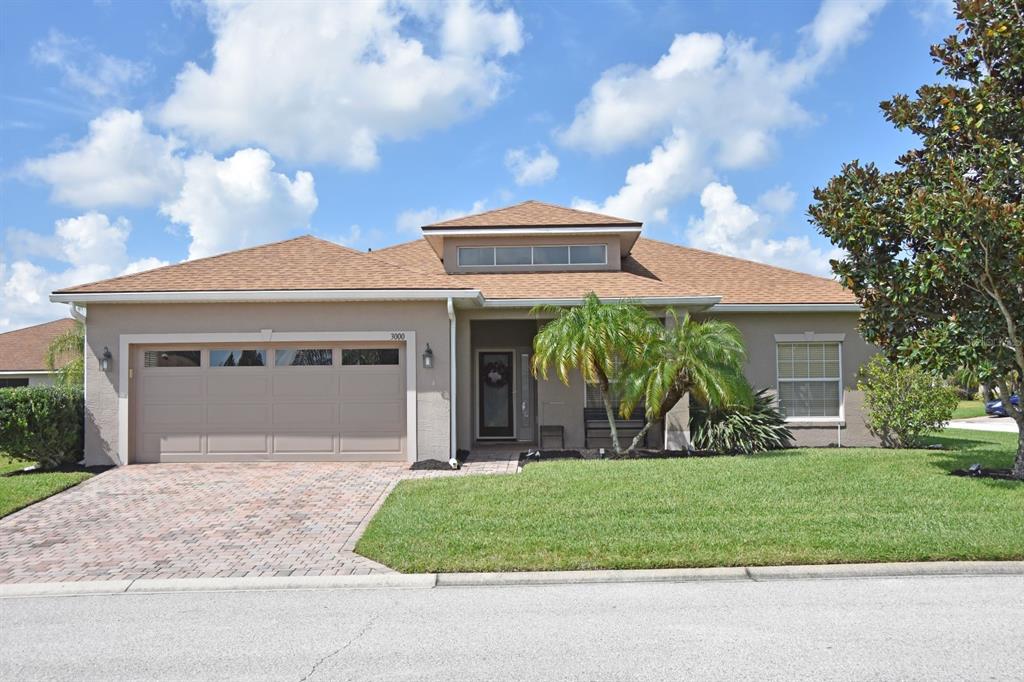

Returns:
0,455,516,584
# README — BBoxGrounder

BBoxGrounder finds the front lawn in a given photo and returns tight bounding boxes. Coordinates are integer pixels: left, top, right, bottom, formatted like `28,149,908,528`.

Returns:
953,400,987,419
357,429,1023,573
0,455,94,518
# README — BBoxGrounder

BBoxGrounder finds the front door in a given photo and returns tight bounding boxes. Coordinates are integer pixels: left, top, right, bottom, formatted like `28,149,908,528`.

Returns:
478,351,514,438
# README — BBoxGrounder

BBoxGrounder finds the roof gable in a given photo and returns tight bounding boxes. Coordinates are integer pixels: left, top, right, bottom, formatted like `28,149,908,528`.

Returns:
422,200,641,229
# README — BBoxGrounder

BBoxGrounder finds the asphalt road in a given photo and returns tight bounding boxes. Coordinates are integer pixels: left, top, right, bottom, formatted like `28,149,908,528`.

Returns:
2,575,1021,681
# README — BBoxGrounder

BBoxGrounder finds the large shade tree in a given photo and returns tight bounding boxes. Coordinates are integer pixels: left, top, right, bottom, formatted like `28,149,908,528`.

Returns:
809,0,1024,478
531,293,659,453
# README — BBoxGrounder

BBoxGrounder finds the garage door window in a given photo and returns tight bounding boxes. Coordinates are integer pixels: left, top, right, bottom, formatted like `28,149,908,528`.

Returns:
210,349,266,367
342,349,399,366
275,348,333,366
144,350,201,368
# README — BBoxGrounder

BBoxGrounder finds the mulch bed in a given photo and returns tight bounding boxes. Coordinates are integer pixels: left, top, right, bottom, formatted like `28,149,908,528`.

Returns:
519,447,723,468
950,466,1021,481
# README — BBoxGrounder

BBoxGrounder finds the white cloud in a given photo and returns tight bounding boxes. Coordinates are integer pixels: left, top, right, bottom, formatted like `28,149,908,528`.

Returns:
396,199,488,234
685,182,841,276
159,0,524,168
160,148,318,260
0,213,168,331
908,0,955,27
572,129,711,222
23,109,184,208
504,146,559,186
756,184,797,214
30,30,149,100
566,0,886,222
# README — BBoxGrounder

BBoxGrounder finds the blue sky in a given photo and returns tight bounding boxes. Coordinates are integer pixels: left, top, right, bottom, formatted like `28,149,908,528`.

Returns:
1,0,955,330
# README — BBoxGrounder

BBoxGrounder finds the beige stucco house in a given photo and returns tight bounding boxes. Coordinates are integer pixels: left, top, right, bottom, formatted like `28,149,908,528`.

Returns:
0,318,78,388
50,201,876,467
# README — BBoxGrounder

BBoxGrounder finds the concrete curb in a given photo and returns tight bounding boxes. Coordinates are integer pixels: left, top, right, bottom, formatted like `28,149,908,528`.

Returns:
2,561,1021,598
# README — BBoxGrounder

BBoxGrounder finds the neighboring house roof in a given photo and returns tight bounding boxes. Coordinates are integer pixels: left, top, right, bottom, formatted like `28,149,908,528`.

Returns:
52,201,855,305
0,318,78,372
422,200,641,229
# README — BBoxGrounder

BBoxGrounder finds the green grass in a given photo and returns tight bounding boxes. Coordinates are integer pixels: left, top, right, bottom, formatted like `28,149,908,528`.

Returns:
953,400,987,420
0,455,93,518
357,429,1023,573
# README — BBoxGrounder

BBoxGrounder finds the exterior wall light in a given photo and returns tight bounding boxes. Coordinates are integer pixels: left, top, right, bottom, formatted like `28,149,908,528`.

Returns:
422,343,434,369
100,347,113,372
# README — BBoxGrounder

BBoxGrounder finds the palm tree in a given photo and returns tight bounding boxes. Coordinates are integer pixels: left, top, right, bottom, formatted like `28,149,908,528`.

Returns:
45,320,85,387
618,310,751,452
532,293,659,453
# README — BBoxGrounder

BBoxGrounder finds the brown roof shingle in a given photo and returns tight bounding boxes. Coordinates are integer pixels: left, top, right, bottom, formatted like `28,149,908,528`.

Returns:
0,318,78,372
57,236,471,294
422,200,641,229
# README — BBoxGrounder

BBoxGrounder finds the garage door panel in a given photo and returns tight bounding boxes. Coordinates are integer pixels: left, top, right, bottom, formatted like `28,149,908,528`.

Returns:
340,371,403,398
207,433,270,454
207,403,270,426
208,374,269,398
341,434,402,453
273,433,336,454
142,433,203,456
142,403,203,427
340,401,404,432
133,342,406,463
138,375,203,399
272,373,338,398
274,402,337,427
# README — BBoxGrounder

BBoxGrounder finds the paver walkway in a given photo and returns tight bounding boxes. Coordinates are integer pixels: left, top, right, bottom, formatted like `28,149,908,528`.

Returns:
0,454,517,584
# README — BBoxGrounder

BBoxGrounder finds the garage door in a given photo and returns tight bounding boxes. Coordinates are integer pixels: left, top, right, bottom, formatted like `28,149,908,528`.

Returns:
131,343,406,463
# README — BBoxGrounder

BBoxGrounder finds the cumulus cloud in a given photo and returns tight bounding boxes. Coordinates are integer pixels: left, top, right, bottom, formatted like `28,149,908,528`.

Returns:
685,182,841,277
1,213,169,331
23,109,184,208
31,30,149,100
572,129,711,222
756,184,797,214
395,199,488,234
505,146,559,186
159,0,524,168
567,0,886,221
160,148,318,259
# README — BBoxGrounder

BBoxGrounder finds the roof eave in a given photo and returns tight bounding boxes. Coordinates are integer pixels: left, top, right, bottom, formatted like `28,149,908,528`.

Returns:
482,295,721,309
707,303,862,312
50,289,485,305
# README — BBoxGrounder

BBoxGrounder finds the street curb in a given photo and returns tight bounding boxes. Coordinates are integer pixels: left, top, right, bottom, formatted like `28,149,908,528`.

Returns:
2,561,1021,598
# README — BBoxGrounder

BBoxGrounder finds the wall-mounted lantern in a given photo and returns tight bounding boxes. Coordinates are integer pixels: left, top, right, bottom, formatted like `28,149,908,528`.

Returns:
422,343,434,369
100,347,113,372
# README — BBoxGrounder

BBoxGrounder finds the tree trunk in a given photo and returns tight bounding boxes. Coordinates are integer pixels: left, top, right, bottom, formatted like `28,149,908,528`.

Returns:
1013,427,1024,481
626,384,686,452
980,382,992,403
600,389,622,453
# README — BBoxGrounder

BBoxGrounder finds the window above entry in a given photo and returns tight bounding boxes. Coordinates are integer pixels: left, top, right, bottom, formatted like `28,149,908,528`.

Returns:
457,244,607,267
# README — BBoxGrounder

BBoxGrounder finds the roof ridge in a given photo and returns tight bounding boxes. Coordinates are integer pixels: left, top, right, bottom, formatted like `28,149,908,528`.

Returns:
423,199,641,228
637,236,843,285
54,235,340,294
0,317,75,336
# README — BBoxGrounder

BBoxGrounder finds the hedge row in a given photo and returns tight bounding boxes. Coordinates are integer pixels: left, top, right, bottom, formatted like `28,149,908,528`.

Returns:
0,386,83,469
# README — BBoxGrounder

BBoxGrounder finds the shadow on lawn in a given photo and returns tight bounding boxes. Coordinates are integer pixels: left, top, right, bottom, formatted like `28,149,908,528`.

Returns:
923,433,1021,487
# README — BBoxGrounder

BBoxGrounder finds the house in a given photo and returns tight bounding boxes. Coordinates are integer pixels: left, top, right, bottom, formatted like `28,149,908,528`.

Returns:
0,318,79,388
50,201,876,466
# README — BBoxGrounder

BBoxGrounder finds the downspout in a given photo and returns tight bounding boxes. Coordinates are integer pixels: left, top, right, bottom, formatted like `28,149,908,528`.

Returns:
69,304,87,466
447,297,459,469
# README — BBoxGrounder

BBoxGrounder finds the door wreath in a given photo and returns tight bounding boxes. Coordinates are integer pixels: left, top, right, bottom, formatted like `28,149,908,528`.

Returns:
483,361,511,388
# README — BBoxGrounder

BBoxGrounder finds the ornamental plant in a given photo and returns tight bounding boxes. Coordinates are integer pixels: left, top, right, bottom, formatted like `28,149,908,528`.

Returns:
858,355,959,449
0,386,84,469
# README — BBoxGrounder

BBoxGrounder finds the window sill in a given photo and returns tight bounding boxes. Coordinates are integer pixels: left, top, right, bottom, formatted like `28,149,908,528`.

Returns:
785,419,845,428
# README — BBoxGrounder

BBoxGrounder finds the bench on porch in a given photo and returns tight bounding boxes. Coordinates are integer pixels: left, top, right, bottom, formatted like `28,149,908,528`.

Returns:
583,407,649,449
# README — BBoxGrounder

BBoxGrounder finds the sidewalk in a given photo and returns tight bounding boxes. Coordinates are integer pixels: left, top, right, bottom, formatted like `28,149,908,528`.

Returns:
947,417,1019,433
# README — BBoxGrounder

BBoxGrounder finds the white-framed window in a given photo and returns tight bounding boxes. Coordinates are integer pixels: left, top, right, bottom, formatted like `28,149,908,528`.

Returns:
457,244,607,267
776,341,842,419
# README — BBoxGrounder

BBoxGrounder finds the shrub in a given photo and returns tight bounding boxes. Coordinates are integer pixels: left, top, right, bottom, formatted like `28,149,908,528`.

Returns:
690,389,793,454
0,386,83,469
859,355,959,448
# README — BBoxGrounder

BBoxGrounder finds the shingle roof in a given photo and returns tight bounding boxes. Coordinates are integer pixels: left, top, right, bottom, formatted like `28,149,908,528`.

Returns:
0,318,78,372
57,236,470,294
372,237,854,304
422,200,641,229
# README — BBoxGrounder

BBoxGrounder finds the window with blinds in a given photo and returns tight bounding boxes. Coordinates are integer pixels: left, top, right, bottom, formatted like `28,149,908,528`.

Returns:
776,342,842,418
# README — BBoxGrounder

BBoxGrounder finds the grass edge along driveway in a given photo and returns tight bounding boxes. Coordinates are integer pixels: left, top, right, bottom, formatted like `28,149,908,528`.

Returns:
0,455,94,518
357,429,1023,573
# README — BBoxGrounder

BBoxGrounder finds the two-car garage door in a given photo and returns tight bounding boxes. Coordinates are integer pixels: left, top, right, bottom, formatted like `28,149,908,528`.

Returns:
131,342,406,463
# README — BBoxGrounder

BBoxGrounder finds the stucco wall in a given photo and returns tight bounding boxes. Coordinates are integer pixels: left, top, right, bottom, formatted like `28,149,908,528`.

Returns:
700,311,879,447
83,301,452,466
